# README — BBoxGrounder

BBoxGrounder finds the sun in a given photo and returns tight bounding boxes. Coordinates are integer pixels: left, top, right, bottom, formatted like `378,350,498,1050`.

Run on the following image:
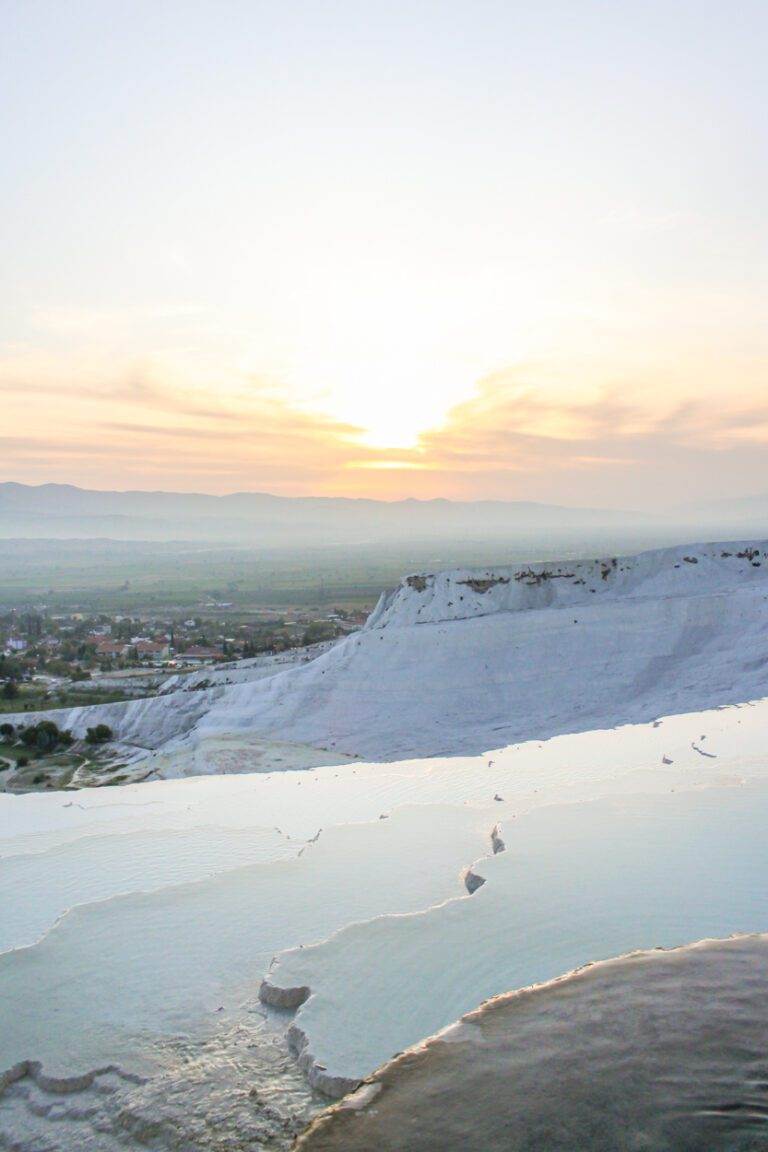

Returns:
296,354,480,453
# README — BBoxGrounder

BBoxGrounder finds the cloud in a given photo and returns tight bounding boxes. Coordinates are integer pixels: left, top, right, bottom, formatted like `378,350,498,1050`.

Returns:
1,335,767,504
394,374,768,504
324,373,768,503
0,348,378,493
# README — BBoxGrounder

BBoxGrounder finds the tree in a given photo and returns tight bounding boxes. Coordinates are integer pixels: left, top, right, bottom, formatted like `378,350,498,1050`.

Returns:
20,721,73,755
1,679,19,700
302,621,337,646
86,724,114,745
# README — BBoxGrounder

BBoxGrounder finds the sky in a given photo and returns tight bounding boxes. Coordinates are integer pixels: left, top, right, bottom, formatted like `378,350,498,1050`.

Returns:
1,0,767,506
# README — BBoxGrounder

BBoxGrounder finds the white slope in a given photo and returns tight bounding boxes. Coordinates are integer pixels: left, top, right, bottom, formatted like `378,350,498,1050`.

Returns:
157,640,339,693
365,542,768,626
4,541,768,773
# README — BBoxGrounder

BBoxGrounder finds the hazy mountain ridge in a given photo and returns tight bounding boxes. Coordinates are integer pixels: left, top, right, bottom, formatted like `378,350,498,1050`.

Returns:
0,482,647,543
2,482,768,544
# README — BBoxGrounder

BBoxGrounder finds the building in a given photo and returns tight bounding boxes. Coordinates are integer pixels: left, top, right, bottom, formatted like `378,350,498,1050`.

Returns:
178,646,221,665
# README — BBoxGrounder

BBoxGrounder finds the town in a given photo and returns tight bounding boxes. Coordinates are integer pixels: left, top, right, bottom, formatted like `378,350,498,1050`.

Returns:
0,601,368,714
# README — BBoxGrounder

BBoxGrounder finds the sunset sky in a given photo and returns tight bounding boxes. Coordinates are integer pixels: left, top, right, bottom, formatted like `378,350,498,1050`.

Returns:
2,0,767,506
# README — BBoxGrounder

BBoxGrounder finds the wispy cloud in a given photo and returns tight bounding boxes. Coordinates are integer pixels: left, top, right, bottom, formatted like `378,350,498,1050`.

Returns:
1,336,767,504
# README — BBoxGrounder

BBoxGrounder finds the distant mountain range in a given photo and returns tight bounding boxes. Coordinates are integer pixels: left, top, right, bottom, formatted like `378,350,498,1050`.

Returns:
0,482,767,544
0,482,640,543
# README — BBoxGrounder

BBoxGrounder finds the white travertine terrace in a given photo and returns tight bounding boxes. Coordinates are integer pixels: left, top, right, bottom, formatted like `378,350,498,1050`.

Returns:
2,542,768,1144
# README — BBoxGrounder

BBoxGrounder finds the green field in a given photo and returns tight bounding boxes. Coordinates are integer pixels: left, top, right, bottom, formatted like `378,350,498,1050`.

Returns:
0,683,136,714
0,530,685,613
